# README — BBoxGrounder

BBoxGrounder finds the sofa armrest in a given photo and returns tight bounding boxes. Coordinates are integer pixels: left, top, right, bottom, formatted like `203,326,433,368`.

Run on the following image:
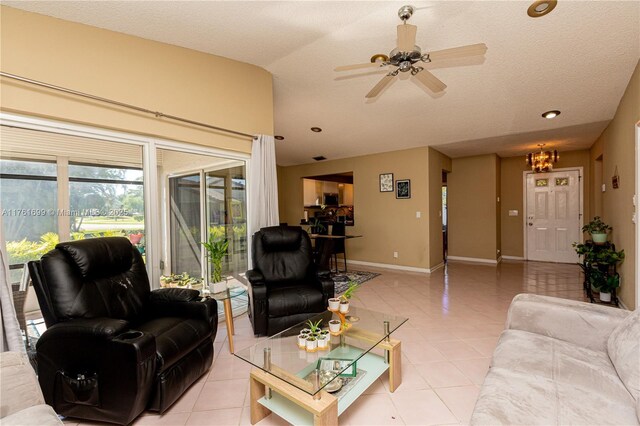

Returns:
0,352,46,418
506,294,631,352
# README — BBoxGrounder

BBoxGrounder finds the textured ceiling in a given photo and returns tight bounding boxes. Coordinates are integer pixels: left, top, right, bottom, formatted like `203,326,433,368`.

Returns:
4,1,640,165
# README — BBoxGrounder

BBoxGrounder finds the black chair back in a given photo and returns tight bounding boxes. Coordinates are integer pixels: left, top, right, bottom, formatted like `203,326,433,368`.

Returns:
29,237,150,325
252,226,313,283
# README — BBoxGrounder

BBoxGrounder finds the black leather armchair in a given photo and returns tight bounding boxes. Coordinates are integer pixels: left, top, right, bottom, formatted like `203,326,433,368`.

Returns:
28,237,217,425
247,226,334,336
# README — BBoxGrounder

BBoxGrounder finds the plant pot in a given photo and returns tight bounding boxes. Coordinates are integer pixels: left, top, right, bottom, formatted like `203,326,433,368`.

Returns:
339,301,350,314
305,337,318,352
300,328,311,335
591,232,607,244
329,320,341,333
209,281,227,294
599,292,612,302
297,334,308,349
328,298,340,311
317,335,329,350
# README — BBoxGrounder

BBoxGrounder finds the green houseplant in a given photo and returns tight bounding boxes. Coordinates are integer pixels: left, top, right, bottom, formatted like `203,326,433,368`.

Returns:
582,216,612,244
201,237,229,292
339,281,359,313
573,242,624,302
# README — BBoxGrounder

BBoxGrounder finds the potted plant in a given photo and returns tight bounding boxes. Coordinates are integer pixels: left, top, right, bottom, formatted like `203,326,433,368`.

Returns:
582,216,612,244
328,297,340,311
305,336,318,352
297,333,308,349
574,242,625,302
339,281,359,314
201,237,229,293
308,217,326,235
328,319,341,334
317,333,329,350
306,319,323,337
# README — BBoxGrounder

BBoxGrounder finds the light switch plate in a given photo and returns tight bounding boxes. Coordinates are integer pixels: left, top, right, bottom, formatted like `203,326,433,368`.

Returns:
416,211,421,218
509,210,518,216
602,184,606,192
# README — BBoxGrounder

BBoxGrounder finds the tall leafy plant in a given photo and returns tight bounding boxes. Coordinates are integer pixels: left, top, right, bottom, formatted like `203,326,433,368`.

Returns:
201,237,229,283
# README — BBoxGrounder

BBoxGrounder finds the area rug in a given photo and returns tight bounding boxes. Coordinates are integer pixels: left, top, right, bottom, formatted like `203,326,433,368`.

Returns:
332,270,380,295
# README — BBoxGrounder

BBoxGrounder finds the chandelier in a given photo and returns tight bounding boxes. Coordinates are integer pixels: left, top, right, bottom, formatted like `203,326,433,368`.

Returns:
526,144,559,173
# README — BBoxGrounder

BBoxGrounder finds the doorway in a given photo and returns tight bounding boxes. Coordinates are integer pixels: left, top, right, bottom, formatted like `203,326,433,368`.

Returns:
524,169,582,263
442,171,448,261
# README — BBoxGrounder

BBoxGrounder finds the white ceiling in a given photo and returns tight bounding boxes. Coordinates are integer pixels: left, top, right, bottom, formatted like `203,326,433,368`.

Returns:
4,1,640,165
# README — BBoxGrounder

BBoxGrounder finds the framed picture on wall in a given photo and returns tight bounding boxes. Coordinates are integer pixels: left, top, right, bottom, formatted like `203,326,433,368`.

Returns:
379,173,394,192
396,179,411,199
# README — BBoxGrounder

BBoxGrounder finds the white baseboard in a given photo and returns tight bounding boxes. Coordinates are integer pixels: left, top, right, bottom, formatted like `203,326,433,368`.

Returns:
429,262,445,273
502,256,526,261
346,259,430,274
446,255,499,265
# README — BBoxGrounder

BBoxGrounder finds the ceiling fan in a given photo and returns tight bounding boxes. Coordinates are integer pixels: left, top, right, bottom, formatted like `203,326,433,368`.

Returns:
335,5,487,98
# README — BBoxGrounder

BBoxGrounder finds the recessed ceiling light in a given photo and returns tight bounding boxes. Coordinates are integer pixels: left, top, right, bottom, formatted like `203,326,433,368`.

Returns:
527,0,557,17
542,110,561,119
312,156,327,161
310,127,322,133
274,135,284,140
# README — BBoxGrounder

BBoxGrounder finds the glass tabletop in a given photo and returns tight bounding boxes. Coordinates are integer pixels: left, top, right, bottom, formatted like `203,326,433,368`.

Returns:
234,305,407,396
201,278,247,301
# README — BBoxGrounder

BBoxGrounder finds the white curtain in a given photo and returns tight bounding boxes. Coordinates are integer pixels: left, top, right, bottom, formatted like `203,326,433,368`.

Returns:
0,215,25,352
248,135,280,239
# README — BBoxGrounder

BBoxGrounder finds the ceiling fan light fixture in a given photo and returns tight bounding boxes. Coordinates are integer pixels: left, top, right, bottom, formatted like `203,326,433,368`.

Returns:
310,127,322,133
370,54,389,63
527,0,557,17
542,110,561,119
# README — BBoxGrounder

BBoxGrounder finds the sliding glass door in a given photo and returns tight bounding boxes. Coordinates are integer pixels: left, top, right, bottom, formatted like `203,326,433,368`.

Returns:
162,149,248,284
169,174,202,277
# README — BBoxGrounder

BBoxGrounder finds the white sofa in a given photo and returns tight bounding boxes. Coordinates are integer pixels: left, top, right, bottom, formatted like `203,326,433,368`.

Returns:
471,294,639,425
0,351,62,425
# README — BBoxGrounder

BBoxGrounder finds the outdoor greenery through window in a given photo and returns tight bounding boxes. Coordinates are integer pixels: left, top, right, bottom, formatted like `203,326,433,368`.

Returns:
1,158,145,283
0,158,58,282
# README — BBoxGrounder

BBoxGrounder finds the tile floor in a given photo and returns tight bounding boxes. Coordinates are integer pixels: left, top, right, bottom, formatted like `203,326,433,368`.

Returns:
64,260,587,426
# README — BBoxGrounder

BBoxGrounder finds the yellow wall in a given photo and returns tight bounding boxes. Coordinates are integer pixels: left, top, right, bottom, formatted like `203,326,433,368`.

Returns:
448,154,500,261
427,148,452,268
0,6,274,152
590,60,639,309
278,148,431,270
500,150,591,258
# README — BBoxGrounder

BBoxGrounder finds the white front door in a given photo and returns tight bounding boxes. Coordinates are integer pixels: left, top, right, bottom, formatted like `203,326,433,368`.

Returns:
526,170,581,263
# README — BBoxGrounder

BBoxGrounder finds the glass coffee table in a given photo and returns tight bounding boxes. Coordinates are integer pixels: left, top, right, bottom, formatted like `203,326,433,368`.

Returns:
235,306,407,425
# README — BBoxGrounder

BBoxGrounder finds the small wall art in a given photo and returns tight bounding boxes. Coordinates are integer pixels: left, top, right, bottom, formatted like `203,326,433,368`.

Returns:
396,179,411,199
379,173,394,192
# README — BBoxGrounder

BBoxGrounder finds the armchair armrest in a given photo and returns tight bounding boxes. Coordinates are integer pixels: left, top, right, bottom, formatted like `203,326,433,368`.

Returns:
150,287,200,302
506,294,631,352
246,269,266,285
149,289,218,330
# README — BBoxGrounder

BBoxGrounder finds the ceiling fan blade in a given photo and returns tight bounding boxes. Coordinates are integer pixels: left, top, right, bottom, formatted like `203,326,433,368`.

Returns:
335,62,382,72
414,69,447,93
397,24,418,51
365,74,395,98
427,43,487,61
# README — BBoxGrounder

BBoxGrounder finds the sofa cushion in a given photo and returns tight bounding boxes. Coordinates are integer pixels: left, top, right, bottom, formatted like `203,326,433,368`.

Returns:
608,309,640,401
268,285,324,318
471,330,638,425
0,352,45,418
135,317,211,372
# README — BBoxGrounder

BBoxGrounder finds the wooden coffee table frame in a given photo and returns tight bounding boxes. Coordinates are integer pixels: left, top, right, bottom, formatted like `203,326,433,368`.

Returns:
248,334,401,425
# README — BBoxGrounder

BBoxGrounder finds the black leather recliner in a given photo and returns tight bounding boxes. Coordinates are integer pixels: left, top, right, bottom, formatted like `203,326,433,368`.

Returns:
28,237,217,425
246,226,334,336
